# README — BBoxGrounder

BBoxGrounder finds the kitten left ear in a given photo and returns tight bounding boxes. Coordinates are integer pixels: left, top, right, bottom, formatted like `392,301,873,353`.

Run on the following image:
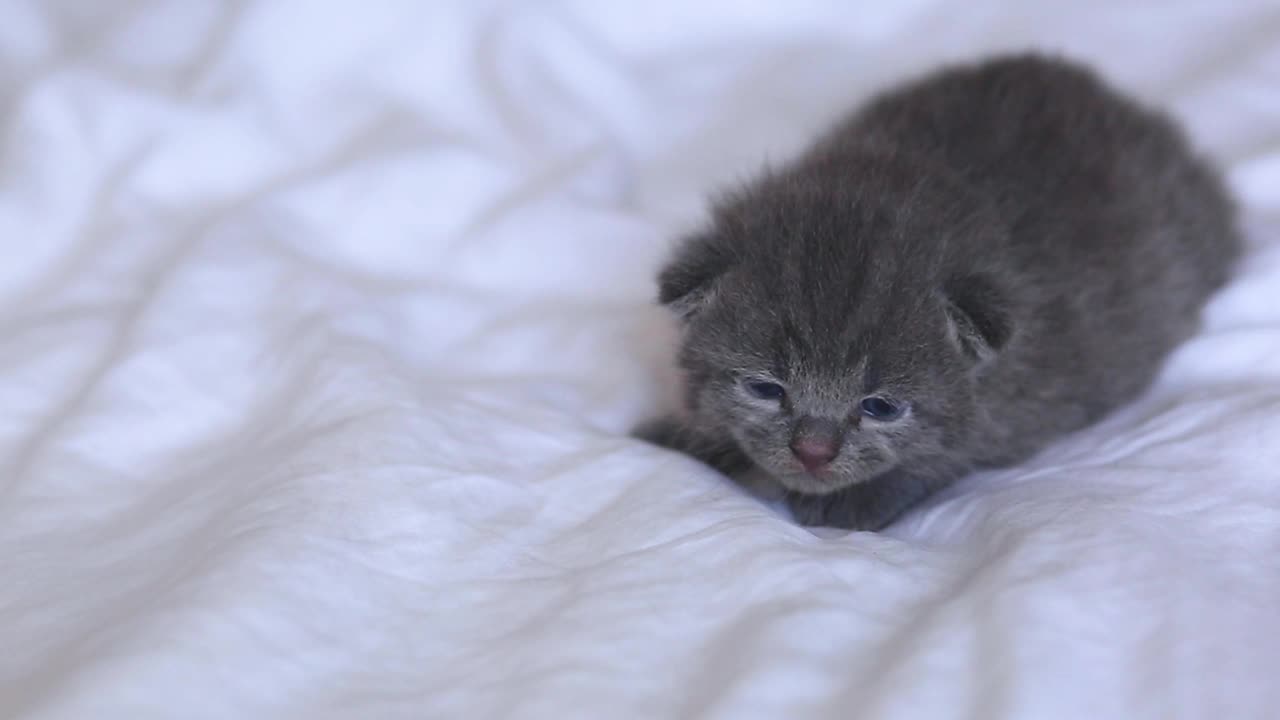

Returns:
941,273,1013,364
657,232,734,321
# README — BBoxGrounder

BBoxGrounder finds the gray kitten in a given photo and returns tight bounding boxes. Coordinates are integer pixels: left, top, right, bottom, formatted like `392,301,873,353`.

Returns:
635,54,1240,531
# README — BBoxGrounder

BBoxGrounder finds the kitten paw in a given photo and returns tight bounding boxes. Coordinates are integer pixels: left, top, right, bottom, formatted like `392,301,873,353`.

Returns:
631,416,684,448
784,491,841,527
785,472,946,531
784,490,896,531
631,416,755,476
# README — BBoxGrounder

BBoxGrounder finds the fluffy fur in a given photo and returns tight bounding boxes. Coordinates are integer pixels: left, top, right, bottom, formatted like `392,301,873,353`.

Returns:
636,54,1241,530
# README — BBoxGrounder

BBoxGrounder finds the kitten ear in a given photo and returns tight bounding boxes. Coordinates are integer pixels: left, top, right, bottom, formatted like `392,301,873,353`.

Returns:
941,273,1013,364
657,232,733,321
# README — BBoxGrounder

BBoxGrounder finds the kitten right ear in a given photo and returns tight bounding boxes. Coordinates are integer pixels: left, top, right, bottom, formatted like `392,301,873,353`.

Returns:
941,273,1013,364
657,233,733,321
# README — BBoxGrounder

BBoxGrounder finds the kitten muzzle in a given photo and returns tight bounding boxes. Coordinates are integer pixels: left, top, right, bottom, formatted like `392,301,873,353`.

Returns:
789,417,844,473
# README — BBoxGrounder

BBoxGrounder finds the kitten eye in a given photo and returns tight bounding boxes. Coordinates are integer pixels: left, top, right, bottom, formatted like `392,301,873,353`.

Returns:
860,396,903,420
746,380,786,401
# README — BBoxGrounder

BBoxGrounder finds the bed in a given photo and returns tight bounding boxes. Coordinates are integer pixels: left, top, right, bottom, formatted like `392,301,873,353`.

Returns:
2,2,1279,718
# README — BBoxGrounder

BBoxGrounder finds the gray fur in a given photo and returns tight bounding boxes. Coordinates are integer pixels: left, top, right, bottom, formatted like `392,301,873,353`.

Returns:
637,54,1241,531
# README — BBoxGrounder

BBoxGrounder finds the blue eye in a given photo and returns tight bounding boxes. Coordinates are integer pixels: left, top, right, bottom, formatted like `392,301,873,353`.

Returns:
746,381,786,401
860,396,902,420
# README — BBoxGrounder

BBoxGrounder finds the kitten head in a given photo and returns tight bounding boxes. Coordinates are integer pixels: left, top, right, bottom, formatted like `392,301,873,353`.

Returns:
659,149,1015,494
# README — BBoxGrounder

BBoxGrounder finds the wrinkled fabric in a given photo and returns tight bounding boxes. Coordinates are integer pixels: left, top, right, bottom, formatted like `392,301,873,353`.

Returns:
1,2,1278,719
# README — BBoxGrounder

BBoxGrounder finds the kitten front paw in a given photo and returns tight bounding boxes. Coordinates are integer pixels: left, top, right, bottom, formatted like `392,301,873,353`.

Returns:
784,490,893,531
784,491,842,527
631,415,754,476
784,485,907,532
631,415,685,449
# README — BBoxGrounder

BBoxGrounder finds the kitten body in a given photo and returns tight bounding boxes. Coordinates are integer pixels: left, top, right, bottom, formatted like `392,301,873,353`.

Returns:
638,54,1240,530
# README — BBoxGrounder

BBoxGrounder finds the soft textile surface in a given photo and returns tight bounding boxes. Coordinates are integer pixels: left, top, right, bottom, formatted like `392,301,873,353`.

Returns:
2,2,1279,718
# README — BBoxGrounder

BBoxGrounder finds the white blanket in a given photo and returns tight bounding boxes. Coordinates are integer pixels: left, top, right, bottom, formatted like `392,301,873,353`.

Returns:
2,2,1279,718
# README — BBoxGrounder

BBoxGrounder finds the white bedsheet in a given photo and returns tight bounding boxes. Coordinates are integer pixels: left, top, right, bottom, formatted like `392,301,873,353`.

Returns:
2,2,1279,718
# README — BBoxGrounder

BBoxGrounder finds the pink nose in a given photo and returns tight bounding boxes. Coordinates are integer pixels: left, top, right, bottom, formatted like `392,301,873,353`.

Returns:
790,437,839,472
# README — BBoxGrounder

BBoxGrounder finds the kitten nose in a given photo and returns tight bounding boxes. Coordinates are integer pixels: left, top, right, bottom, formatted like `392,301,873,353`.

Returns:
791,438,839,471
790,419,842,472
